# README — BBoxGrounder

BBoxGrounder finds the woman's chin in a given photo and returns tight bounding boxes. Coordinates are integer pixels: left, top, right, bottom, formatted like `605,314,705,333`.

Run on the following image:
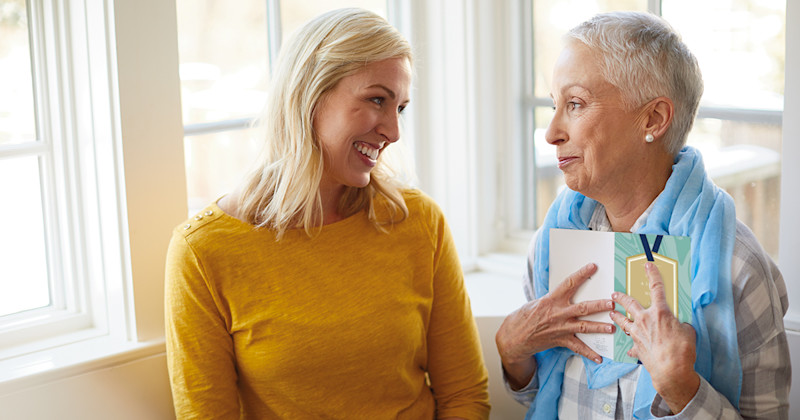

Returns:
346,174,372,189
563,176,583,194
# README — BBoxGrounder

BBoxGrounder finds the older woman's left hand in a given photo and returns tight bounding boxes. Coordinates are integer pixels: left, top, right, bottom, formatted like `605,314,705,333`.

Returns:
609,262,701,414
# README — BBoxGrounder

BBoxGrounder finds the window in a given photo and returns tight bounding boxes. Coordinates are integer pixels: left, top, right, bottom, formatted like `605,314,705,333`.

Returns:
0,0,47,318
0,0,190,393
521,0,786,259
176,0,389,214
0,0,103,349
0,0,184,372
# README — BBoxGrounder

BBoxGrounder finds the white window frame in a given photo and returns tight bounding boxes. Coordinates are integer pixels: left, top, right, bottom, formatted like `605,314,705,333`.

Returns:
779,0,799,329
0,0,185,392
401,0,529,267
0,0,115,355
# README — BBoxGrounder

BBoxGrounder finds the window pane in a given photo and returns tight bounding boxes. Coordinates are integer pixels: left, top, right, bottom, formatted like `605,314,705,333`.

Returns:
532,0,647,98
184,128,261,213
0,0,36,146
533,106,563,228
663,0,785,110
176,1,269,126
280,0,387,40
689,118,782,259
664,0,785,260
0,155,49,316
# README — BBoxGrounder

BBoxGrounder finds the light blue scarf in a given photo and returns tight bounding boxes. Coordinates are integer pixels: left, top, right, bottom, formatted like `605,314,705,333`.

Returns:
525,146,741,419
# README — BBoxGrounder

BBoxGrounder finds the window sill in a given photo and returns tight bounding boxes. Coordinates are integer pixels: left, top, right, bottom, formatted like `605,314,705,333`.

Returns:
0,332,165,395
465,253,528,317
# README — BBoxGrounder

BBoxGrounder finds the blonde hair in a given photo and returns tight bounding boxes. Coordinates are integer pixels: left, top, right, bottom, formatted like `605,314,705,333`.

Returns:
567,12,703,156
237,8,413,238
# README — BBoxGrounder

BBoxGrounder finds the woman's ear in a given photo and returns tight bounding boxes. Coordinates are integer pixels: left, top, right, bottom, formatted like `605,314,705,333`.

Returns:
644,97,674,138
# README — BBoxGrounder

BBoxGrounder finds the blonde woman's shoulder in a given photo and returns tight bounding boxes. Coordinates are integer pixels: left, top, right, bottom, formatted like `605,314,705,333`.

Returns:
399,188,444,217
217,191,249,224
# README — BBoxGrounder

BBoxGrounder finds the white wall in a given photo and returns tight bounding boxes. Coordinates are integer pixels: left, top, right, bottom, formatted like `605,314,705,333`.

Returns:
0,319,525,420
0,354,174,420
781,0,800,418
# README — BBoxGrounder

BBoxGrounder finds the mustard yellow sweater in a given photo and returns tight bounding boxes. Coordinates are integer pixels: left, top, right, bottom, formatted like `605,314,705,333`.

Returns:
165,190,490,419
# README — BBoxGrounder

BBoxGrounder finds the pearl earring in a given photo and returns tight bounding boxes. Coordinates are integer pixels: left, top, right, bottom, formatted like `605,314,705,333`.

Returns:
645,133,655,143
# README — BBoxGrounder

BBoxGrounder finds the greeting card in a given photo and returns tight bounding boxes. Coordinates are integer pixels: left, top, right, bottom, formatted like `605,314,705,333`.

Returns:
549,228,692,363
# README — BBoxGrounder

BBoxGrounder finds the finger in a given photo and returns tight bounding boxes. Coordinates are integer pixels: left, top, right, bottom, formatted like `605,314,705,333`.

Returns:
681,322,698,339
645,262,667,306
608,310,632,333
627,346,639,359
611,291,643,319
552,263,598,298
564,298,615,319
562,336,604,364
564,319,616,335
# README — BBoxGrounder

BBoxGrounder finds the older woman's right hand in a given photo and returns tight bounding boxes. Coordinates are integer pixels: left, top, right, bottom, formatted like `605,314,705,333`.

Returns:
495,263,616,389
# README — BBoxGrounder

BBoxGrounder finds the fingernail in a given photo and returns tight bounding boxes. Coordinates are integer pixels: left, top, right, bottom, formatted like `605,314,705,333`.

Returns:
645,262,654,270
607,300,614,308
611,292,619,299
606,325,614,332
595,357,602,363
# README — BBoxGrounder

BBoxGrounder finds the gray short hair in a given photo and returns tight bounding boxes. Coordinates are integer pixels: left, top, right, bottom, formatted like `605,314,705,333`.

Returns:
567,11,703,156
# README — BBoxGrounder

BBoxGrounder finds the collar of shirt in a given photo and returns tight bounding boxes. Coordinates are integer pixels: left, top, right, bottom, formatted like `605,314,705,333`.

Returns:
588,200,657,233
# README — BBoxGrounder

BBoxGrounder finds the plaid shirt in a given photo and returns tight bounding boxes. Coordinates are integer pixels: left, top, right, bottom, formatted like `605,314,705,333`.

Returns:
507,203,791,419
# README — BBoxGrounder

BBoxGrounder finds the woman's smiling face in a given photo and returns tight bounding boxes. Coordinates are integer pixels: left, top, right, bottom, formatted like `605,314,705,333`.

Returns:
313,57,411,194
545,42,650,201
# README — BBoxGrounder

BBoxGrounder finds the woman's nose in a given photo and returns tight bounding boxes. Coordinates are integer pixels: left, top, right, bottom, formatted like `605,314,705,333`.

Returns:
544,112,566,145
377,109,401,143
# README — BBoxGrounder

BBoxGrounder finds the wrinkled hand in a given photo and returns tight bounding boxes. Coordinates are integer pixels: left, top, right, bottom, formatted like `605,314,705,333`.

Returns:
610,261,700,413
496,263,615,389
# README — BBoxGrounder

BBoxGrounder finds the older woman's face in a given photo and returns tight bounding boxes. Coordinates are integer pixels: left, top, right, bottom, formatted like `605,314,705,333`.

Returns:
545,42,649,200
314,57,411,191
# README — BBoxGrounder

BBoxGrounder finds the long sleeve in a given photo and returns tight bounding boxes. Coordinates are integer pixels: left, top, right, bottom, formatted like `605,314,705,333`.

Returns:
165,230,240,419
502,229,541,407
425,201,491,420
164,192,490,419
651,222,790,419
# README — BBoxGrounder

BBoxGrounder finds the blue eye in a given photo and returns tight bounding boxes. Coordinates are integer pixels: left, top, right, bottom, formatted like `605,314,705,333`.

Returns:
398,104,407,114
370,97,384,105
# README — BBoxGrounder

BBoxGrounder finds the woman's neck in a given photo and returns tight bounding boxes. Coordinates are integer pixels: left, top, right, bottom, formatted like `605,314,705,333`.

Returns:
319,181,345,225
605,197,656,232
601,161,672,233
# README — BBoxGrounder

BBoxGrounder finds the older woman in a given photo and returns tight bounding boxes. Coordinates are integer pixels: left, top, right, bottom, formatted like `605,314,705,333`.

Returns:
165,8,489,419
495,11,789,419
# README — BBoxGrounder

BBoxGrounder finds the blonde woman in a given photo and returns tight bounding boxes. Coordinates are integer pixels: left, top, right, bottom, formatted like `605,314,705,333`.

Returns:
165,8,490,419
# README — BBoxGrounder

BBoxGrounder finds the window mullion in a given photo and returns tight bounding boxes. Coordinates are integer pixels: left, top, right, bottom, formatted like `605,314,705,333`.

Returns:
31,0,73,317
266,0,282,74
0,142,48,159
649,0,662,15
